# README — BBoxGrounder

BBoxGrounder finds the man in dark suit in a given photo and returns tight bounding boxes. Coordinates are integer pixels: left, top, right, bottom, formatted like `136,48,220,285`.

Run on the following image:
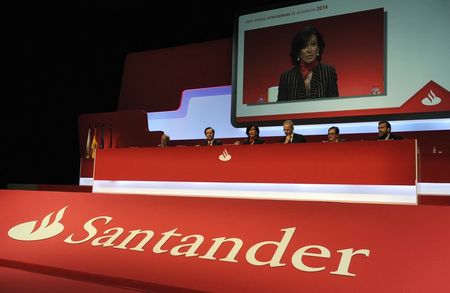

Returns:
281,120,306,144
325,126,345,142
203,127,223,146
377,121,403,140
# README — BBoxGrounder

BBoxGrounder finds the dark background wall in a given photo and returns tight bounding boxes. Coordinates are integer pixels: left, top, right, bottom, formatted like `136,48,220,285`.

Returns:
4,1,306,188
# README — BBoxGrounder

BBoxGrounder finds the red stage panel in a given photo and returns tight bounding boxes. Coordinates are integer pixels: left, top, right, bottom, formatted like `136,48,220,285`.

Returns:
1,190,449,292
0,266,140,293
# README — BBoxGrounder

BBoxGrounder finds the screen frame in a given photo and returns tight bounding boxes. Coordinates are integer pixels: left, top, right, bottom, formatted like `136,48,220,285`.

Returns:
231,0,450,127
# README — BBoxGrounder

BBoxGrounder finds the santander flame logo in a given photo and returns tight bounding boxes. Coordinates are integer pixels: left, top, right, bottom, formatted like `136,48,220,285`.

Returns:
421,90,442,106
219,149,232,161
8,206,68,241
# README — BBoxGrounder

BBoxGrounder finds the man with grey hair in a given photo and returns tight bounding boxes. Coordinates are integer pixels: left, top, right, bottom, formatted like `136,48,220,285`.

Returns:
281,120,306,143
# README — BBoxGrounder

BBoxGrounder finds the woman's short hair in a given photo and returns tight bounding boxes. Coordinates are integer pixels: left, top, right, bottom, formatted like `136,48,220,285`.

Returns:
246,124,260,137
289,26,326,65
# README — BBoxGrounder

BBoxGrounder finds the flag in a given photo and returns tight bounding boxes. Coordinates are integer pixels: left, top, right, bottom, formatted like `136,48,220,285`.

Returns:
91,127,98,159
85,127,91,158
100,126,104,149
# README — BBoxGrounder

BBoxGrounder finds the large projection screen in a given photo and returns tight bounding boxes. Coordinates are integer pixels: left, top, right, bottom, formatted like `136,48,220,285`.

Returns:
231,0,450,127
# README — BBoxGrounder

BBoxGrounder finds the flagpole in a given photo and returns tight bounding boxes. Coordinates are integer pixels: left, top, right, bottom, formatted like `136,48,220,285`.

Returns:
109,124,113,149
100,125,104,149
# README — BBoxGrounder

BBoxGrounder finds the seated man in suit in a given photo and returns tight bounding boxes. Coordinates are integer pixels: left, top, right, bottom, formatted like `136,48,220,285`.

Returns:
281,120,306,144
325,126,345,142
377,120,403,140
203,127,223,146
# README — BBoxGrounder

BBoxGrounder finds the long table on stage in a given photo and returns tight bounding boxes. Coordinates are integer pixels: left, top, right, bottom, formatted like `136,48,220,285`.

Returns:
93,140,418,204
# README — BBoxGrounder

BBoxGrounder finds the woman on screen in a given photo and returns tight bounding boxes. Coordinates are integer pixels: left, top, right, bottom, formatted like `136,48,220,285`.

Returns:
277,26,339,101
